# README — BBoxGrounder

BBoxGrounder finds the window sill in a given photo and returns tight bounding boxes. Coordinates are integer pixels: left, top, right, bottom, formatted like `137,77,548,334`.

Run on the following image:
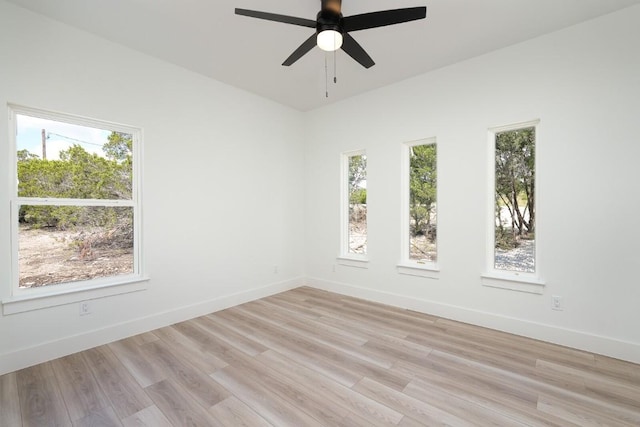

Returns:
2,276,150,315
336,256,369,269
397,262,440,279
481,272,545,294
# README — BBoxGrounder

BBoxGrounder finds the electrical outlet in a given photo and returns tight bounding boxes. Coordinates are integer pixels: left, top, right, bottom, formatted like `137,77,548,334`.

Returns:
79,301,91,316
273,265,279,274
551,295,564,311
332,264,336,273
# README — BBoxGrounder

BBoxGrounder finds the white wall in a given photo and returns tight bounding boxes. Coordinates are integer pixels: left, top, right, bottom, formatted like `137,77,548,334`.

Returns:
304,6,640,363
0,1,305,375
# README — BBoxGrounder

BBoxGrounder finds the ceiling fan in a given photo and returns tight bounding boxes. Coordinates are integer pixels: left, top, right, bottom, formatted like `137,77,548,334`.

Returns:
235,0,427,69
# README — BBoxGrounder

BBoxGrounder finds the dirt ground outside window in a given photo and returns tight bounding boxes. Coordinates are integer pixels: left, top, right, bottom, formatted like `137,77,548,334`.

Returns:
18,226,133,288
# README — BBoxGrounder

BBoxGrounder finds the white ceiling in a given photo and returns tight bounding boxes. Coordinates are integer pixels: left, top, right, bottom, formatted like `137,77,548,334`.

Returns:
6,0,640,111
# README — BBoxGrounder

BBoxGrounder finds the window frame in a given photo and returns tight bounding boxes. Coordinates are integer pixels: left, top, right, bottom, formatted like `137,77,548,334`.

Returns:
397,137,439,278
3,104,147,314
482,119,544,293
338,149,368,268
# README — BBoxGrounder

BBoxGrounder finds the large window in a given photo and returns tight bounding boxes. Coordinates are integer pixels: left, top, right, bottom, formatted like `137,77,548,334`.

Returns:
490,121,538,276
400,138,437,272
340,150,367,259
9,105,142,297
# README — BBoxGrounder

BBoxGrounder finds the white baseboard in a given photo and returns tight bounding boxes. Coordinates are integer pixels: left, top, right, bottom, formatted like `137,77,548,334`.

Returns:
3,274,638,376
305,276,640,364
0,277,303,376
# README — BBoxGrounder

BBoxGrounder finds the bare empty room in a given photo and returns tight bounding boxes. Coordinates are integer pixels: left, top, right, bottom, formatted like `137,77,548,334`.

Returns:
1,0,639,425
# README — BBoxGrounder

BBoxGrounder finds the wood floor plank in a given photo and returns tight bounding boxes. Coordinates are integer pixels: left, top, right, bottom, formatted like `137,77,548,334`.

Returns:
397,415,431,427
210,309,363,387
193,315,268,356
238,300,296,325
120,405,172,427
239,304,396,369
537,394,630,427
392,359,569,426
353,377,475,427
225,306,412,391
16,362,72,427
81,346,152,419
327,299,437,337
3,287,640,427
211,366,326,427
271,302,369,344
257,350,402,426
396,353,540,408
343,303,438,334
145,379,216,426
0,372,23,427
271,297,351,321
127,332,159,347
215,349,352,426
270,298,411,339
315,312,408,340
434,317,596,366
107,338,166,388
262,294,325,320
363,335,433,367
404,376,531,426
139,339,228,408
71,405,121,427
51,352,111,421
171,320,249,367
208,396,273,427
405,326,540,372
540,387,640,426
595,355,640,383
425,348,640,425
153,325,228,373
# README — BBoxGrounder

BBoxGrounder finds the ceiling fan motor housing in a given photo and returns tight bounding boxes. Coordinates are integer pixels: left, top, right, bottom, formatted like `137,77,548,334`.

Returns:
316,9,343,35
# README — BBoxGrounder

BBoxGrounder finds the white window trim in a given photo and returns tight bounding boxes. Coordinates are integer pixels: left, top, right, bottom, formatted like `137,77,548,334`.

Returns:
396,264,439,279
336,256,369,269
397,137,439,277
338,149,368,265
2,104,147,314
482,119,544,293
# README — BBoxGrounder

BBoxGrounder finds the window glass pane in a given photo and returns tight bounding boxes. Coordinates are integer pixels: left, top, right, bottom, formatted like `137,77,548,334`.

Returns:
409,144,437,262
348,154,367,255
16,114,132,200
18,206,134,288
494,127,535,273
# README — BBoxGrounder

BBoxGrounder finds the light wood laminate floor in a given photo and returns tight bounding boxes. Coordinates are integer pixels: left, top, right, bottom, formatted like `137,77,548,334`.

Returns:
1,287,639,426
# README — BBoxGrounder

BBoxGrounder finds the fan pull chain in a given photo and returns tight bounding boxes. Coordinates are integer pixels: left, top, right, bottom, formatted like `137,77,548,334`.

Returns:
325,54,329,98
334,49,337,84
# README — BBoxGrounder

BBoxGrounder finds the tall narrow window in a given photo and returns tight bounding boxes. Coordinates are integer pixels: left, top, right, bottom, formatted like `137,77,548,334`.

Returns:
340,150,367,259
492,122,537,274
9,105,142,295
400,138,437,270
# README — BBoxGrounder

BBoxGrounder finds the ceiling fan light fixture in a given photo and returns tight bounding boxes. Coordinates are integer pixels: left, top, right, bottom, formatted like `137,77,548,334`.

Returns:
317,29,343,51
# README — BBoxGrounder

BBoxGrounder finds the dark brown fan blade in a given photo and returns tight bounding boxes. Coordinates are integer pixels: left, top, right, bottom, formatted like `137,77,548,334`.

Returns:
341,33,374,68
235,8,316,28
282,33,317,66
343,7,426,32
